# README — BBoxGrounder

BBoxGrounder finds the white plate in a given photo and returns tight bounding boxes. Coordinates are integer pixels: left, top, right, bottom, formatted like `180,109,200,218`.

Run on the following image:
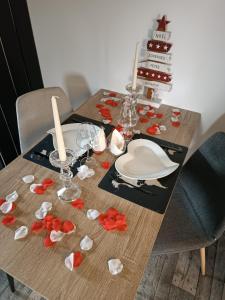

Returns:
115,139,179,180
47,123,100,157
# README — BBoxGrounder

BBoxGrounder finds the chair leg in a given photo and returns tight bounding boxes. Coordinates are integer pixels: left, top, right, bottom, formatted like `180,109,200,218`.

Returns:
6,273,15,293
200,248,206,276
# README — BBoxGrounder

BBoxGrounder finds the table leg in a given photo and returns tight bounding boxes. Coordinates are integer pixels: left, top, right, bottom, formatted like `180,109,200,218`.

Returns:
6,273,15,293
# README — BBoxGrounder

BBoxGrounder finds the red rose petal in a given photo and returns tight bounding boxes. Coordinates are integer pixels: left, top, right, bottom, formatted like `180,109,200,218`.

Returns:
173,111,181,116
137,105,144,113
0,198,6,206
73,252,83,268
156,113,163,119
140,117,149,123
71,198,84,210
101,161,110,169
10,203,16,212
115,125,123,132
96,104,104,108
62,220,75,233
98,207,127,232
34,185,46,195
44,215,55,222
52,218,62,231
42,178,55,188
31,221,44,233
2,214,16,226
108,92,117,97
44,235,55,248
146,111,155,118
146,126,158,135
171,121,181,127
106,207,119,217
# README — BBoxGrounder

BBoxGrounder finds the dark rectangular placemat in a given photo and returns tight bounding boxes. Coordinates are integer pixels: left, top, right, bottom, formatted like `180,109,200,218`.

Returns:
23,113,113,176
98,133,188,214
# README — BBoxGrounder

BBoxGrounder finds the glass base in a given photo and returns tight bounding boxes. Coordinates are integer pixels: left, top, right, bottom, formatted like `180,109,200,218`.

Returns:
57,184,81,203
80,156,97,168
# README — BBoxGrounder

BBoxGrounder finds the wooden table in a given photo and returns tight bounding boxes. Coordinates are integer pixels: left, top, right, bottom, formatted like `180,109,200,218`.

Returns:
0,89,200,300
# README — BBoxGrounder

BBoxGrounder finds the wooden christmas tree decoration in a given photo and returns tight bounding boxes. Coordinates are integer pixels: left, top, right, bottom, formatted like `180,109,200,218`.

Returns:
137,15,173,108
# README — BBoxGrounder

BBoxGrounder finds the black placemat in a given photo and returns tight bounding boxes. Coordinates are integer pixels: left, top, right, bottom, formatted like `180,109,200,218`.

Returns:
23,113,113,176
98,133,188,214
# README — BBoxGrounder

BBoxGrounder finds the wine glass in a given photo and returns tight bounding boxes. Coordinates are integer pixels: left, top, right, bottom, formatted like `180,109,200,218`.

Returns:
76,122,99,168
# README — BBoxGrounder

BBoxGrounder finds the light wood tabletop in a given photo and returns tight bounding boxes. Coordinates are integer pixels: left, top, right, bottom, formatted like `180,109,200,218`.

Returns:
0,89,201,300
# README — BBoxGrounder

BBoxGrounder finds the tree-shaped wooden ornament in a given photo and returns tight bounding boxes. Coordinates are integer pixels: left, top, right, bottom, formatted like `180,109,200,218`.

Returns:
137,15,172,108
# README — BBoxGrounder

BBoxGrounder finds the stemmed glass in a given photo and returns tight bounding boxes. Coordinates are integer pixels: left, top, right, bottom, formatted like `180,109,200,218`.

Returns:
76,122,99,167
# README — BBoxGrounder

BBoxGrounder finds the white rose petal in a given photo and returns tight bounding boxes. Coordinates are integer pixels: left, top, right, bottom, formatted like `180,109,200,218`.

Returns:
5,191,18,203
108,259,123,275
14,226,28,240
35,207,48,220
65,253,74,271
50,230,65,242
0,202,13,214
30,183,42,193
80,235,93,251
86,209,100,220
41,202,52,211
22,175,34,184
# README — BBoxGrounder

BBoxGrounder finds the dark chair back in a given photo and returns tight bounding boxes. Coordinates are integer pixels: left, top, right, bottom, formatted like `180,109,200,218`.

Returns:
180,132,225,242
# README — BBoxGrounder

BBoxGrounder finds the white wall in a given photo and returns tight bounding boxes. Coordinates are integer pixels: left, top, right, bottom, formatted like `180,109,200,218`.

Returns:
27,0,225,135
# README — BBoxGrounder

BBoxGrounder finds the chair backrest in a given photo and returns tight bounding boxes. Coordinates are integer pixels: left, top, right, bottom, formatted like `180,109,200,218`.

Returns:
16,87,72,153
180,131,225,242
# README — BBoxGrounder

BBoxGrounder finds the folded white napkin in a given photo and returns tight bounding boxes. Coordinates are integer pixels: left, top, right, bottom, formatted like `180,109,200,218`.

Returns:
109,130,125,156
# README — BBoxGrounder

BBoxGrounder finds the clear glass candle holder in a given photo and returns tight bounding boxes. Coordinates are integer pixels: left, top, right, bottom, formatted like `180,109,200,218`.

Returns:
49,149,81,203
118,83,142,141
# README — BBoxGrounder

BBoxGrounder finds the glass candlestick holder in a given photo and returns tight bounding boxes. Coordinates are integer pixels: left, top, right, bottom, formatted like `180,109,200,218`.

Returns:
49,149,81,203
118,83,142,141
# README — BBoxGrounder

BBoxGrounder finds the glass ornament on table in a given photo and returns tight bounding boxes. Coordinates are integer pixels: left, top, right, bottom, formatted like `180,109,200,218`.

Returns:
76,122,100,168
117,83,142,142
49,149,81,203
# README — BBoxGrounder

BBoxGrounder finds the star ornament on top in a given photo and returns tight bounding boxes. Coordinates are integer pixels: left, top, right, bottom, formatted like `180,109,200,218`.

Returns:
157,15,170,32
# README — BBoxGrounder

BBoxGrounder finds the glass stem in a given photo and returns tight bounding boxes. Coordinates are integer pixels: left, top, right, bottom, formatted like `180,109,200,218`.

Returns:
86,147,90,161
60,165,72,188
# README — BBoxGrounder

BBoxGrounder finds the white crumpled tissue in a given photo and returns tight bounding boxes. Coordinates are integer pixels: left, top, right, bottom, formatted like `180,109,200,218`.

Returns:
86,209,100,220
14,226,28,240
80,235,93,251
35,202,52,219
77,165,95,180
109,129,125,156
108,259,123,275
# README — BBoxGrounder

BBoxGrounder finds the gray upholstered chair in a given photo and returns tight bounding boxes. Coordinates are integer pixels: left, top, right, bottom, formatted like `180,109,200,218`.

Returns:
152,132,225,276
16,87,72,153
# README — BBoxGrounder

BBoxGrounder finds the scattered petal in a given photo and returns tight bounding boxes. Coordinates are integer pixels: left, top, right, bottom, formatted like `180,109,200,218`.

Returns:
2,214,16,226
102,119,112,124
0,202,13,214
30,184,43,194
62,220,76,234
50,230,65,242
42,178,55,188
80,235,93,251
0,199,5,206
101,161,110,169
159,125,167,131
5,191,18,203
34,186,46,195
41,202,52,212
22,175,34,184
73,252,83,268
86,209,100,220
71,198,84,210
171,121,181,127
14,226,28,240
65,253,74,271
44,234,55,248
31,221,44,233
98,208,127,232
108,259,123,275
96,103,104,109
156,113,163,119
140,117,149,123
35,207,48,220
52,218,62,231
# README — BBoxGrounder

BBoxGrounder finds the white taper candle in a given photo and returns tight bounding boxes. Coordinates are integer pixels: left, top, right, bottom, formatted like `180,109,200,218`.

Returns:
51,96,67,161
132,42,140,91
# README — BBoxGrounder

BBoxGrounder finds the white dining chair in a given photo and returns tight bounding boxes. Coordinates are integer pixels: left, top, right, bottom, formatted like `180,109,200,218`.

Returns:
16,87,72,153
